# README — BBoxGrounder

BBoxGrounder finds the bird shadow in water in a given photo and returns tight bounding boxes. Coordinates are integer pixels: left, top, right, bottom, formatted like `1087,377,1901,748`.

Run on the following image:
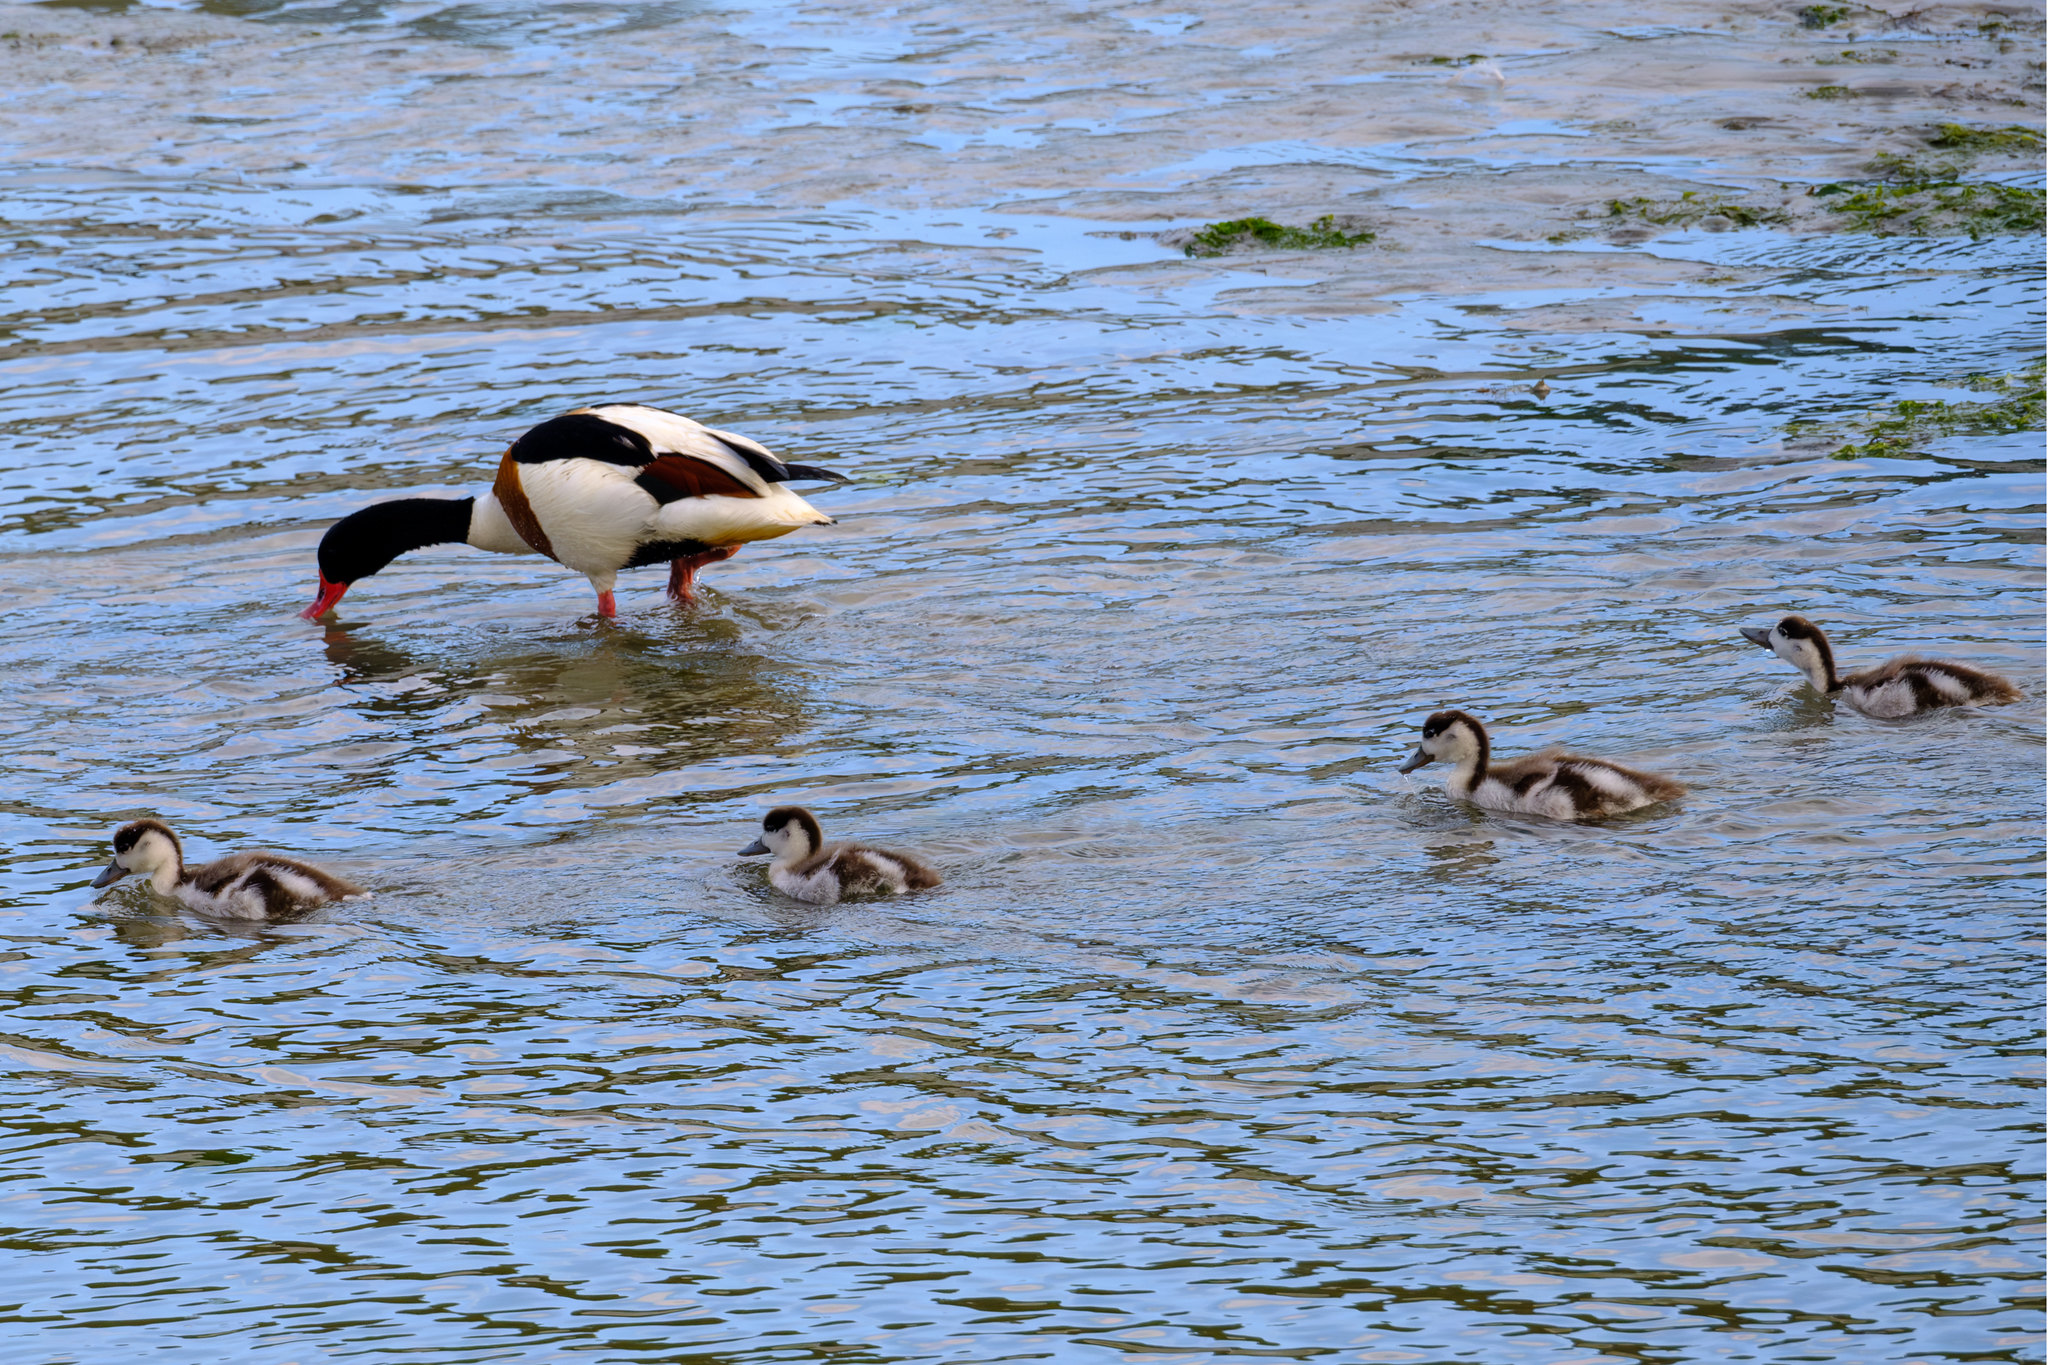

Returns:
315,618,817,797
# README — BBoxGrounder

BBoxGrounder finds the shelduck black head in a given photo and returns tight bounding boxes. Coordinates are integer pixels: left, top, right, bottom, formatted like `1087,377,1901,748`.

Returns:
303,497,477,619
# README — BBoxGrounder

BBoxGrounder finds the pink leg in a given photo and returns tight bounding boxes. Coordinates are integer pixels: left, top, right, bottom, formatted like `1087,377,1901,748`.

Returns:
666,545,740,605
596,590,617,618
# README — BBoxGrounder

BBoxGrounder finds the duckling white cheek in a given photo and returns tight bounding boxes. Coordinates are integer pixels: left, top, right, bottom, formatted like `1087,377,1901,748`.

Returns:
1438,734,1481,770
125,833,183,892
1773,636,1825,685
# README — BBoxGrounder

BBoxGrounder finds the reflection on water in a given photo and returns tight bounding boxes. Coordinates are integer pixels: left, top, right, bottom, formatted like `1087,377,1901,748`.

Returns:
0,0,2042,1360
317,617,809,791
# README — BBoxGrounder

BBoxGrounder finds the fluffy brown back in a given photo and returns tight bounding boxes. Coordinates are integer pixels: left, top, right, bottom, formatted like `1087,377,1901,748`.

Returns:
1575,756,1687,804
817,845,942,895
1488,752,1685,810
189,852,365,901
881,849,944,891
1484,749,1562,790
1845,655,2021,704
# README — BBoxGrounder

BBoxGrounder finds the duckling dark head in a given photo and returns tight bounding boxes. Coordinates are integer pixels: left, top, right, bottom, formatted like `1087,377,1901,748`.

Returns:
739,806,825,859
1399,709,1487,774
92,818,183,888
1741,613,1839,691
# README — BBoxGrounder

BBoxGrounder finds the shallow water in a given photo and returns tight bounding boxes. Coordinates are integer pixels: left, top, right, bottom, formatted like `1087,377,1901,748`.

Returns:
0,1,2043,1362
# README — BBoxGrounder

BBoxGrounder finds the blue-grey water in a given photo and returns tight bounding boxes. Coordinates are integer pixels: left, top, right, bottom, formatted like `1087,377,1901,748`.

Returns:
0,2,2042,1362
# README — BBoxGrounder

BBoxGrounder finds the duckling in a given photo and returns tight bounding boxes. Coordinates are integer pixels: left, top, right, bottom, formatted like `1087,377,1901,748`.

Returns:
90,819,366,918
1740,614,2020,718
1398,709,1685,819
737,806,941,905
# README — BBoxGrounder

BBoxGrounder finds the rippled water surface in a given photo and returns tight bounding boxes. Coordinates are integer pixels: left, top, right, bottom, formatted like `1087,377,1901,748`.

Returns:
1,1,2043,1361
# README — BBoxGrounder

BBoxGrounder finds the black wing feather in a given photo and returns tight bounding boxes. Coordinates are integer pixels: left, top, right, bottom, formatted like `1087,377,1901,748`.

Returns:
510,412,654,467
708,432,789,482
512,410,850,486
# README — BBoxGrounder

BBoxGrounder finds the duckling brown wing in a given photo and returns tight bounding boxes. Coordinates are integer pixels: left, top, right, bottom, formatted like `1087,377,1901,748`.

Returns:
191,853,364,901
1846,656,2020,706
883,849,943,891
1560,755,1686,805
1482,753,1565,796
1481,752,1682,814
1948,662,2021,703
831,846,943,896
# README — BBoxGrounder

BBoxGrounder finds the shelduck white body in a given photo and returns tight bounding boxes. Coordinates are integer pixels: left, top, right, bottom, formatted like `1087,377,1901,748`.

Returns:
465,494,529,554
91,819,367,919
305,403,845,619
737,807,942,905
1399,709,1685,820
1740,614,2020,718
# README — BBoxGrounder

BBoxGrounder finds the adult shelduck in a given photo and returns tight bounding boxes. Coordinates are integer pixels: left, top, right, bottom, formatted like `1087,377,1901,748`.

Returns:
1740,613,2021,717
302,404,847,619
1398,709,1685,819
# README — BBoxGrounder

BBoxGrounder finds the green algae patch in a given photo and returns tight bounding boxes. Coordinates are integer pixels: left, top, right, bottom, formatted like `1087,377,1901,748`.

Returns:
1811,150,2044,237
1546,190,1791,243
1181,215,1375,258
1927,122,2044,153
1805,362,2047,459
1814,180,2043,235
1604,192,1789,229
1550,117,2039,246
1799,4,1851,28
1805,84,1854,99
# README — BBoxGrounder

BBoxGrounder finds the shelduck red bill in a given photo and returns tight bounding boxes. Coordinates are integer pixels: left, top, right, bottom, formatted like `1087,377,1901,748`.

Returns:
302,575,349,620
